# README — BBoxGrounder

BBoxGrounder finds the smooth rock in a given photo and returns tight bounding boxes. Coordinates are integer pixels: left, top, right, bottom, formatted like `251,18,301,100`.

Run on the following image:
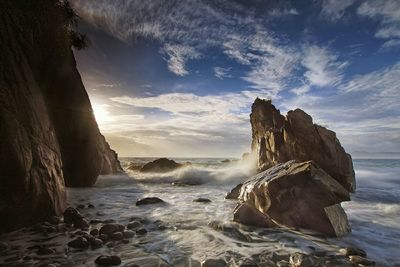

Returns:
136,228,147,235
225,184,243,200
127,221,141,229
136,197,164,206
110,232,124,241
201,258,227,267
95,255,122,266
140,158,183,173
90,228,99,236
90,238,103,248
250,99,355,192
67,237,89,249
99,223,125,235
235,160,351,237
63,207,83,225
193,198,211,203
123,230,135,238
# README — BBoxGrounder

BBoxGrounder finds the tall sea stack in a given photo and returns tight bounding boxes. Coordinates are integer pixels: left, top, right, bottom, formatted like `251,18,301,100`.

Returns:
0,0,122,232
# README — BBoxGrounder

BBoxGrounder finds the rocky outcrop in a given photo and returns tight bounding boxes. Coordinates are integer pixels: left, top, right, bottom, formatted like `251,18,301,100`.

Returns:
250,99,355,192
0,0,122,231
234,161,351,237
140,158,184,173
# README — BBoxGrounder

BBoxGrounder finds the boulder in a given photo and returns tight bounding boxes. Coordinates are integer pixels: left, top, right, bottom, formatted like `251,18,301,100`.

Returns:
250,98,355,192
95,255,122,266
234,160,351,237
136,197,165,206
140,158,183,173
225,184,243,200
99,223,125,235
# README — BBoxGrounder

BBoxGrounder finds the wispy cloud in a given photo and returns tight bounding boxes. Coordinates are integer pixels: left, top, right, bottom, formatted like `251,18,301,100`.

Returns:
214,67,232,80
358,0,400,48
161,44,200,76
320,0,357,21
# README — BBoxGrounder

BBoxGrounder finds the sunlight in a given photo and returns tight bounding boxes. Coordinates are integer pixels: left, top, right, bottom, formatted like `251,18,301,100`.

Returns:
92,104,111,124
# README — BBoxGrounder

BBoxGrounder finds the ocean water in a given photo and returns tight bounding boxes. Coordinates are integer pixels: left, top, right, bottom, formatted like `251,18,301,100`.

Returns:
1,158,399,266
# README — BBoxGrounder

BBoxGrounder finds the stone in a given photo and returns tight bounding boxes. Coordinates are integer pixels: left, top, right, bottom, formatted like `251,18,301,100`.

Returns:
235,161,351,237
201,258,227,267
90,238,103,249
110,232,124,241
136,228,148,235
193,198,211,203
225,184,243,200
67,237,89,249
88,204,95,208
127,221,141,229
136,197,165,206
74,218,89,229
99,223,125,235
99,234,109,242
339,247,367,257
289,253,315,267
63,207,83,225
140,158,183,173
95,255,122,266
37,247,55,255
90,228,99,236
349,255,375,266
123,230,135,238
250,99,355,192
127,162,143,171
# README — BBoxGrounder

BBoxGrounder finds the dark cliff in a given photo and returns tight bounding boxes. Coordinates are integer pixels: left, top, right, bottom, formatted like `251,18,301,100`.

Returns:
250,98,355,192
0,0,123,231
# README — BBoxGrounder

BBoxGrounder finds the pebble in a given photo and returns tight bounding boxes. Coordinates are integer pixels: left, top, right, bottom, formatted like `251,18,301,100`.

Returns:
99,223,125,235
136,228,147,235
99,234,109,242
95,255,122,266
193,198,211,203
136,197,164,206
127,221,141,229
110,232,124,241
123,230,135,238
90,228,99,236
67,237,89,249
90,238,103,249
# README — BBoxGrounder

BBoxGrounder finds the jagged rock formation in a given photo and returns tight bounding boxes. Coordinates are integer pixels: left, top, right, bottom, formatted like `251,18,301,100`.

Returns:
0,0,122,231
250,98,355,192
140,158,184,173
234,161,351,237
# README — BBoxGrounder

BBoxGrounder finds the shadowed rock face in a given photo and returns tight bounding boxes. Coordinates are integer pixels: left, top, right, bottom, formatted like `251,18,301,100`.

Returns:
235,161,351,237
140,158,183,173
0,0,122,231
250,98,355,192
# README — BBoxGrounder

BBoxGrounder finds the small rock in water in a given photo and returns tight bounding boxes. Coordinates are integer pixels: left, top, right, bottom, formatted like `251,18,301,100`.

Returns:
99,234,109,242
339,247,367,257
67,237,89,249
88,203,95,208
289,253,315,267
110,232,124,241
349,255,375,266
95,255,122,266
90,228,99,236
36,247,55,255
136,197,164,206
201,258,227,267
63,207,83,225
90,238,103,249
127,221,141,229
123,230,135,238
193,198,211,203
74,218,89,229
99,223,125,235
136,228,147,235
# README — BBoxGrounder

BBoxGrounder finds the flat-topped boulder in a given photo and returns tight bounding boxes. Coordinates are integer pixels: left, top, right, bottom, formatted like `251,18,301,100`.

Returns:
250,98,355,192
234,160,351,237
140,158,183,173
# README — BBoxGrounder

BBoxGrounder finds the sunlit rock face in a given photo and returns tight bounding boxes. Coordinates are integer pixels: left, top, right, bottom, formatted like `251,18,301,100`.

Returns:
0,0,122,231
250,98,356,193
235,161,351,237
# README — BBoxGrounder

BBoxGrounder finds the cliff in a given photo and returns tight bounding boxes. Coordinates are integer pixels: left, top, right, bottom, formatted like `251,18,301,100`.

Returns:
0,0,122,231
250,98,355,192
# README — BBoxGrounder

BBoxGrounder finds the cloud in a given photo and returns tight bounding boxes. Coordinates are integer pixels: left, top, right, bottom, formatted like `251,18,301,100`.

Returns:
358,0,400,48
214,67,232,80
320,0,357,21
302,45,347,87
161,44,200,76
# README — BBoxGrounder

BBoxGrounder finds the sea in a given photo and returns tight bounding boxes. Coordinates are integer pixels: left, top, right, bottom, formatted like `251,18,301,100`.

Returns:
1,158,399,266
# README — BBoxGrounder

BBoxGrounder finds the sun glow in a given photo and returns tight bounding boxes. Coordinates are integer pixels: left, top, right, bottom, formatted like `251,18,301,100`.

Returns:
92,104,111,124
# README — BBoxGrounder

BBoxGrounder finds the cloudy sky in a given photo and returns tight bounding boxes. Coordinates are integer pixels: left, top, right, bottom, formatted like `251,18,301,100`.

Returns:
71,0,400,158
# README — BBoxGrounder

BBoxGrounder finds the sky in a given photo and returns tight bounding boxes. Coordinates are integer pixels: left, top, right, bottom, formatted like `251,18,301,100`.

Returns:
70,0,400,158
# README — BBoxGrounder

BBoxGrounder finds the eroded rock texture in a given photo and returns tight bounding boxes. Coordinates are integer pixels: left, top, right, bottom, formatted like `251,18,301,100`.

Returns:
234,161,351,237
250,98,355,192
0,0,122,231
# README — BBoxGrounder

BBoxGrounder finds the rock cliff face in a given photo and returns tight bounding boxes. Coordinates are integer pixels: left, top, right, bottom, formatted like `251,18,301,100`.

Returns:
234,161,351,237
0,0,122,231
250,98,355,192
